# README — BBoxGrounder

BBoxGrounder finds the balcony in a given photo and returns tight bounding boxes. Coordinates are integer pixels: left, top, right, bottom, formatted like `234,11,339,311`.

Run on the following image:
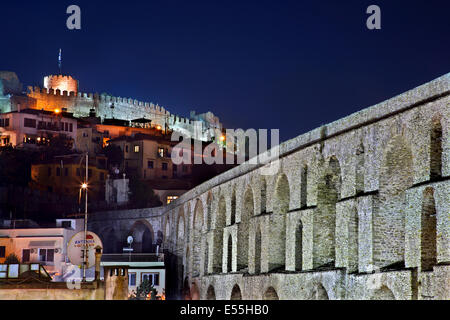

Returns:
37,123,61,132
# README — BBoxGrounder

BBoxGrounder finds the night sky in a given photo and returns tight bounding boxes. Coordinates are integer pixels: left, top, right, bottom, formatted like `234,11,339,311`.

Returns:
1,0,450,142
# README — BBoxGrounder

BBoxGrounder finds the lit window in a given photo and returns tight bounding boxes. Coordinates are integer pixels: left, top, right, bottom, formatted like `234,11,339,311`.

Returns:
158,147,164,158
167,196,178,204
134,145,140,153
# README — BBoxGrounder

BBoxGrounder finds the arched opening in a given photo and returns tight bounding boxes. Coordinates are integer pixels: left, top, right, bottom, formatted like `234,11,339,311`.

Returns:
421,187,437,271
213,195,226,273
190,282,200,300
261,177,267,214
430,117,443,179
377,135,413,267
238,187,253,271
254,224,262,274
315,156,341,267
192,199,204,277
185,246,190,278
295,221,303,271
311,283,329,300
300,165,308,208
142,228,153,253
207,193,213,231
348,206,359,272
356,142,365,194
371,286,396,300
263,287,279,300
206,285,216,300
204,239,210,275
230,284,242,300
164,219,170,249
270,173,289,271
129,220,154,253
103,229,118,253
230,189,236,225
227,234,233,273
176,211,185,295
182,277,191,300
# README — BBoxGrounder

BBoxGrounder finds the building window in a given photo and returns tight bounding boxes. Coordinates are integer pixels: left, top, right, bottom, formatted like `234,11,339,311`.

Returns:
4,118,9,127
167,196,178,204
61,221,72,229
0,246,5,258
24,118,36,128
129,273,136,286
148,161,154,169
39,249,54,262
141,272,160,286
100,172,105,181
69,123,73,132
158,147,164,158
76,168,80,176
48,167,52,177
125,145,129,153
88,169,92,177
56,167,61,176
64,168,69,176
134,145,140,153
22,249,30,263
162,162,168,171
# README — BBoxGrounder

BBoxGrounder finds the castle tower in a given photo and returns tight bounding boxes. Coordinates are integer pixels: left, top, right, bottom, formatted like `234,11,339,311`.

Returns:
43,74,78,93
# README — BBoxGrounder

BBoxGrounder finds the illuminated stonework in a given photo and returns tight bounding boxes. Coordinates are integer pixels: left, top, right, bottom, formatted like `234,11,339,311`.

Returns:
90,72,450,300
44,75,78,93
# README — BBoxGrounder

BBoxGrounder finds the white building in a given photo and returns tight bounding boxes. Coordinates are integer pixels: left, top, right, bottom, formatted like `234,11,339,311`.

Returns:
0,219,83,281
0,108,78,147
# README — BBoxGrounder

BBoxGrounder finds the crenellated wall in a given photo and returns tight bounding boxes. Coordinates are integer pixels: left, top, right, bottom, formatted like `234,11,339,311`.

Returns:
89,72,450,300
26,85,217,141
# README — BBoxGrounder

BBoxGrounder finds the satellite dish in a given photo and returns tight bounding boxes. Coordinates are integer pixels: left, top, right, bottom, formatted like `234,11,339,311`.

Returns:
67,231,103,268
127,236,133,244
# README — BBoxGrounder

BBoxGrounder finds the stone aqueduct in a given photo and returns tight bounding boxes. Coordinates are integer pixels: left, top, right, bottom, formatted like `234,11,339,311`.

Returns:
90,73,450,300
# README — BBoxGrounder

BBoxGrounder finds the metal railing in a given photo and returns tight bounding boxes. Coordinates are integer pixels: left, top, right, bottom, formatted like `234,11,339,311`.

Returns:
101,253,165,263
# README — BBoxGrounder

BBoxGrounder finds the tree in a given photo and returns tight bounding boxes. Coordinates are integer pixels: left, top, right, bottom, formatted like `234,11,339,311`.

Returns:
129,278,158,300
5,253,20,264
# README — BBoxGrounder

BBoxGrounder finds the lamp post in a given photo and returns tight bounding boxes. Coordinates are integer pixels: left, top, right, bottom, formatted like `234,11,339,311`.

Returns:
81,153,88,282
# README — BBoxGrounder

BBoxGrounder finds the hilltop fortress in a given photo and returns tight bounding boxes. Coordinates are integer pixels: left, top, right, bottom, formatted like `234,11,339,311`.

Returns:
0,72,222,141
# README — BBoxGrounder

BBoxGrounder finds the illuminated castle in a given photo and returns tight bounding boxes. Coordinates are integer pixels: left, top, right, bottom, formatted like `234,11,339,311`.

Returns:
0,71,222,141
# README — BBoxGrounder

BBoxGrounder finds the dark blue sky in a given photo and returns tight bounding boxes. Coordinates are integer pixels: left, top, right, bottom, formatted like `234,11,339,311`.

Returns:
1,0,450,141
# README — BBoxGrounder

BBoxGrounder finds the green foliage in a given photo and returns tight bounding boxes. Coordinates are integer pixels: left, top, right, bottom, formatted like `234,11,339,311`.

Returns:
5,253,20,264
128,179,163,209
129,278,158,300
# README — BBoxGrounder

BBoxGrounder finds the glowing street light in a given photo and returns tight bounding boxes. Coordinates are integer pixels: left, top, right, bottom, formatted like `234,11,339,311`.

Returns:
54,108,61,114
219,135,226,142
81,183,88,189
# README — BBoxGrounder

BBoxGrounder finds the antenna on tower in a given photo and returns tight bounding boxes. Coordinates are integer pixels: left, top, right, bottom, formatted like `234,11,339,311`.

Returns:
58,48,62,74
